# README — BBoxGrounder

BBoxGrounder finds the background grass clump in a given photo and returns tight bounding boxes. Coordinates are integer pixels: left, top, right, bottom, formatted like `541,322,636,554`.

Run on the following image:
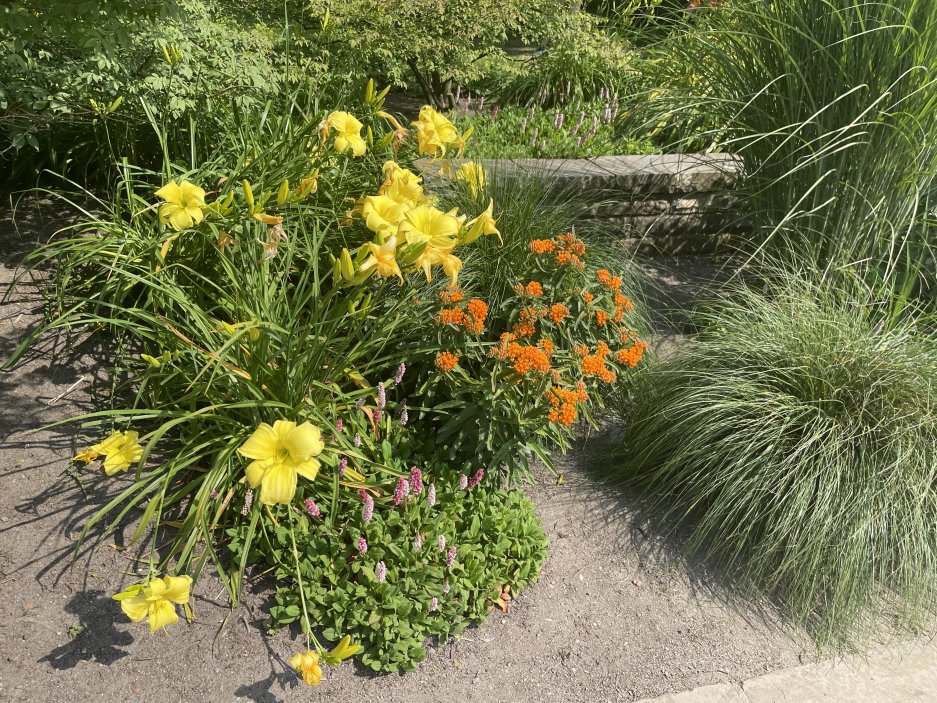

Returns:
616,280,937,644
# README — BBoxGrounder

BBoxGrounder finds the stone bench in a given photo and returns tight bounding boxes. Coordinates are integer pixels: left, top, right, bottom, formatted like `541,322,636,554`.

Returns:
418,154,745,255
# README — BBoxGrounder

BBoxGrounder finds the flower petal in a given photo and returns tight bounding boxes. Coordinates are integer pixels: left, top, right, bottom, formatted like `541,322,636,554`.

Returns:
293,457,320,482
155,181,183,204
245,458,273,488
147,599,178,633
161,575,192,604
238,423,278,461
259,463,297,505
283,422,323,461
119,595,149,623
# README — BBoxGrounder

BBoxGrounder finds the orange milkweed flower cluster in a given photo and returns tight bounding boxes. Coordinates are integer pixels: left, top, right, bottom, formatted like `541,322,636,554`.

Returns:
546,382,589,426
615,341,648,368
549,304,569,324
529,232,587,269
437,297,488,335
528,239,556,255
525,281,543,296
511,306,546,338
580,342,616,384
439,286,465,304
493,333,551,376
435,351,459,372
595,309,608,326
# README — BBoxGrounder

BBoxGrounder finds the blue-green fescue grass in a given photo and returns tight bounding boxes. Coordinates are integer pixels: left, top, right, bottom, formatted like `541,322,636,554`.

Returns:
621,0,937,314
615,278,937,645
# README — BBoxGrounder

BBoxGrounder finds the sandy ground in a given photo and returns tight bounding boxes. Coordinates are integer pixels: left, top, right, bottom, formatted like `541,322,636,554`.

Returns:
0,199,807,702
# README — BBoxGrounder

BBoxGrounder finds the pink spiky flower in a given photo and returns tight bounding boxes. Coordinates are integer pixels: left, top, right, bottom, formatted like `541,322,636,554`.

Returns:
468,468,485,489
362,494,374,523
304,498,321,518
393,477,410,506
459,474,468,490
409,466,423,495
438,535,446,551
427,483,436,508
375,561,386,582
446,546,457,569
357,537,368,554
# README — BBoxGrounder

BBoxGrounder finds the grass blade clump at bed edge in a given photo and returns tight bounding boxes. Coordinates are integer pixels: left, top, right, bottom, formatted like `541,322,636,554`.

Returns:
615,278,937,645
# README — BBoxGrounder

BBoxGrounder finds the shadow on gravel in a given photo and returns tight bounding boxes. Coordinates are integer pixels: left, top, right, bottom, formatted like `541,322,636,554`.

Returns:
39,590,135,669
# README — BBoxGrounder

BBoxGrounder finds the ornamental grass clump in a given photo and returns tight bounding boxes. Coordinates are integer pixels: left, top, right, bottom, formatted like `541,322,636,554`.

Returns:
617,280,937,644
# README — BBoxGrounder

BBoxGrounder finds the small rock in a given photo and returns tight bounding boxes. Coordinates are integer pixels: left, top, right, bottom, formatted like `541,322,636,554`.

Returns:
632,579,642,587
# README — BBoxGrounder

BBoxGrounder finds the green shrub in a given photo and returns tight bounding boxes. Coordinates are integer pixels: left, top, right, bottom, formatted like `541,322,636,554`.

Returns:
0,0,324,182
307,0,565,108
245,479,547,672
616,280,937,643
494,12,638,107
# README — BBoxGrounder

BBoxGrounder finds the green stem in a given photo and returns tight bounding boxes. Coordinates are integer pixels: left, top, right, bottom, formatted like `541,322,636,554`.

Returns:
288,511,319,652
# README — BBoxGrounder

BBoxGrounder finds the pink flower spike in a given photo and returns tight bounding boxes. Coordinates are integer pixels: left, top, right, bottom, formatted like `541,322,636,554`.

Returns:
393,477,410,506
446,546,457,569
443,579,450,594
468,468,485,489
427,483,436,508
357,537,368,554
362,495,374,523
459,474,468,490
429,597,439,613
242,488,253,515
394,363,406,385
438,535,446,551
354,432,362,447
377,382,386,409
413,533,423,551
336,418,344,433
409,466,423,495
376,561,386,582
338,456,348,477
304,498,321,518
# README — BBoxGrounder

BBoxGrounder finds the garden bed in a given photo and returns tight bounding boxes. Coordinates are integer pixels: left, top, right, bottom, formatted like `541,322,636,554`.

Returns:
0,202,806,703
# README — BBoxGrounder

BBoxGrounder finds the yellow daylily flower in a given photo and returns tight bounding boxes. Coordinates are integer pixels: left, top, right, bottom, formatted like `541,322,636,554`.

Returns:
379,161,425,206
462,199,501,245
238,420,323,505
101,431,144,476
326,111,367,157
114,574,192,634
155,180,206,231
74,431,143,474
456,161,486,199
289,650,322,686
359,236,403,283
412,106,458,158
359,195,407,235
399,205,461,251
413,247,463,284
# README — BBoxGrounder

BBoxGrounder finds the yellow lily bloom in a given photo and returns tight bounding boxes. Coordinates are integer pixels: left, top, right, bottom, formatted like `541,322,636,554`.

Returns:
155,180,206,231
238,420,323,505
360,195,407,235
379,161,425,206
413,246,460,283
463,199,501,245
74,431,143,475
359,236,404,283
399,204,461,250
326,111,367,157
412,106,458,157
289,650,322,686
114,574,192,633
456,161,486,199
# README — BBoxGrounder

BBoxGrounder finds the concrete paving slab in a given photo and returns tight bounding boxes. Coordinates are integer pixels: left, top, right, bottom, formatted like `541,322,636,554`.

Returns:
639,640,937,703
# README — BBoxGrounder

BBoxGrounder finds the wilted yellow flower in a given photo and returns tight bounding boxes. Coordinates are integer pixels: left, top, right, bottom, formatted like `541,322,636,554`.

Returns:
289,650,322,686
359,236,403,283
456,161,486,198
399,205,461,251
253,212,284,225
326,111,367,157
360,195,407,235
261,223,288,261
238,420,323,505
463,199,501,245
113,574,192,633
295,171,319,198
74,431,143,475
412,106,459,157
155,180,206,231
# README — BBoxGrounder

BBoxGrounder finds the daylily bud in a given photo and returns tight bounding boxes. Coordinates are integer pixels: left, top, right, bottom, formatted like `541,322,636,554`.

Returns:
276,179,290,205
